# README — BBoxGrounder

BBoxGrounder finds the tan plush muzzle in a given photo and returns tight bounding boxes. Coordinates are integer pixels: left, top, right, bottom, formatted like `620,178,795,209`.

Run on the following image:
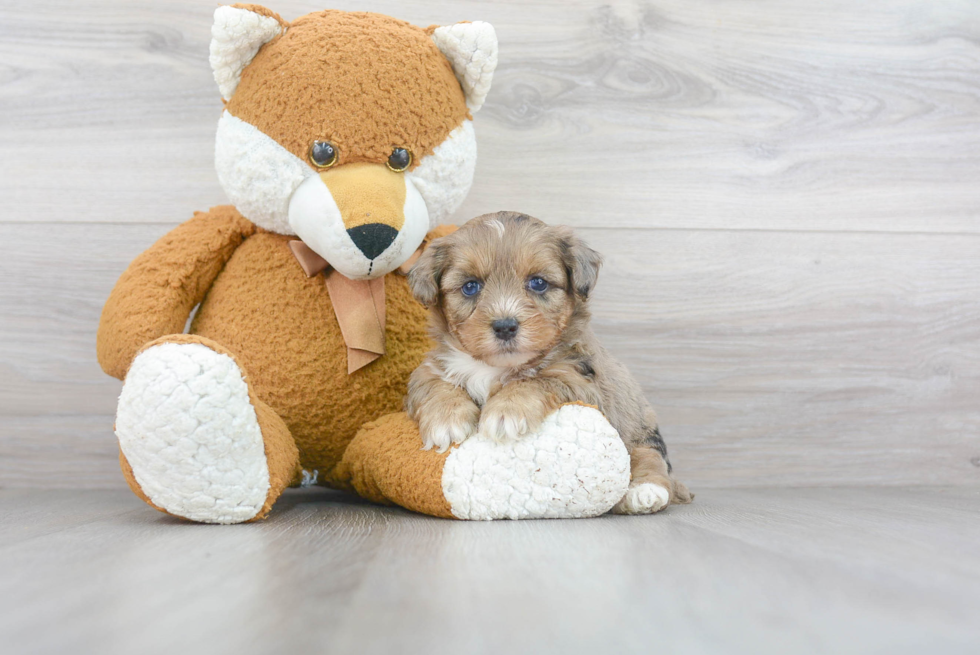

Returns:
288,162,429,280
320,163,406,260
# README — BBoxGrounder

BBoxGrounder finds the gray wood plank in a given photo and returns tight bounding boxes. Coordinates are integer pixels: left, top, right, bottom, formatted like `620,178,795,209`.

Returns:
1,222,977,489
1,0,978,232
1,487,978,655
0,416,121,490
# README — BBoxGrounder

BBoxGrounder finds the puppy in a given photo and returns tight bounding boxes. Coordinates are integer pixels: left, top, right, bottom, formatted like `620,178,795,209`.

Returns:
406,212,692,514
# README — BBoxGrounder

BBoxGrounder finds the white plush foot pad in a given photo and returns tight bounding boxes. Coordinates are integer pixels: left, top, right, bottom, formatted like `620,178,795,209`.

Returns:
441,405,630,520
116,343,270,524
614,483,670,515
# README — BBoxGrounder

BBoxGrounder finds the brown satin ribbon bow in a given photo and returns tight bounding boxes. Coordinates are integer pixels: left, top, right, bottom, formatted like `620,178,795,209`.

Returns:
289,241,423,374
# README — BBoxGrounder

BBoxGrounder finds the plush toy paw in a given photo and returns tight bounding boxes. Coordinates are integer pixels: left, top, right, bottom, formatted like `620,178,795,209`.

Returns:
115,342,271,524
611,482,670,515
442,404,631,520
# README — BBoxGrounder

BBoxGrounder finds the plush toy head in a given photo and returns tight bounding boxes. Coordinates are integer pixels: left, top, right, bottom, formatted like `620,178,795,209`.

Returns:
210,4,497,279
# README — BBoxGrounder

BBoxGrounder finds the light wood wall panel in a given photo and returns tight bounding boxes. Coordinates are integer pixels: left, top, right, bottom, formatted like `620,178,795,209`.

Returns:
1,0,978,232
1,0,978,489
1,223,976,488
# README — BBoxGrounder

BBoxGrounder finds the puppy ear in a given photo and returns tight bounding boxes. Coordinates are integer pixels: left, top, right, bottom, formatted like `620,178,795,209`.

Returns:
408,242,448,307
559,229,602,300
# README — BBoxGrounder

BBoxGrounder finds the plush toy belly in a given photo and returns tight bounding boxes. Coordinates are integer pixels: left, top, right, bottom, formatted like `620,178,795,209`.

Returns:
189,230,432,476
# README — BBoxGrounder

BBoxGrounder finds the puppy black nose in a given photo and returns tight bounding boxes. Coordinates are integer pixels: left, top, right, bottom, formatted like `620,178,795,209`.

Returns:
347,223,398,260
492,318,519,341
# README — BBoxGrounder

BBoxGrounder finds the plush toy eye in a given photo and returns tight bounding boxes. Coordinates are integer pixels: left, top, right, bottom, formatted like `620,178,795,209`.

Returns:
387,147,412,172
461,280,482,297
527,277,549,293
310,141,338,168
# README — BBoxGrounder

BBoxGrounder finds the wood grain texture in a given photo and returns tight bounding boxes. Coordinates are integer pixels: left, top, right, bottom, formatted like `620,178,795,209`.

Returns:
0,0,978,231
1,222,977,488
1,0,978,490
1,487,979,654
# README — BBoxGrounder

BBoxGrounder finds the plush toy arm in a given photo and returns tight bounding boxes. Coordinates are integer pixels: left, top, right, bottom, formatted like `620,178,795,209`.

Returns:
336,405,633,520
96,206,256,379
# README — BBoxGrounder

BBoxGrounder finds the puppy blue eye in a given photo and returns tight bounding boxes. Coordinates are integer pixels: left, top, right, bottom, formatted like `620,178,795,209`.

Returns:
461,280,482,297
527,277,549,293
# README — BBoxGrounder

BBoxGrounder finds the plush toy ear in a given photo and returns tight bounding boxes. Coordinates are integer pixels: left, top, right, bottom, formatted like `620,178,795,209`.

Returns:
209,5,285,101
430,21,498,113
408,242,449,307
557,228,603,300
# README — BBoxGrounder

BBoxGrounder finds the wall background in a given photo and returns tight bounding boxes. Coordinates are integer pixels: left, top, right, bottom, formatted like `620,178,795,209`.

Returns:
1,0,977,489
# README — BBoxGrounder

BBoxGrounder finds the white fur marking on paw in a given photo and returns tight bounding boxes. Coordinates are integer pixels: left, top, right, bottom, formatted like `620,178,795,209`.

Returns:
422,414,476,453
478,405,529,443
116,343,270,524
618,483,670,515
442,405,630,520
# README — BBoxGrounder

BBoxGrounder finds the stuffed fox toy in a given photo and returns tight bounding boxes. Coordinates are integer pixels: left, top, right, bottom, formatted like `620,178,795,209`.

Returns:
97,5,635,524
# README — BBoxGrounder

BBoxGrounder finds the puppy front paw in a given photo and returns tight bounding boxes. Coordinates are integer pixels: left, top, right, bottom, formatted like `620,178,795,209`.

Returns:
611,482,670,515
419,401,479,453
478,405,528,443
478,398,545,443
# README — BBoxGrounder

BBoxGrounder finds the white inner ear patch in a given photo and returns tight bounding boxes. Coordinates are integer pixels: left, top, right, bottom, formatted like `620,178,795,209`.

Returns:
210,6,283,101
431,22,498,112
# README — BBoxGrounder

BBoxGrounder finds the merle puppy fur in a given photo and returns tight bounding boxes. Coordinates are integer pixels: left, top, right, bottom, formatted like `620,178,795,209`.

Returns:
406,211,692,514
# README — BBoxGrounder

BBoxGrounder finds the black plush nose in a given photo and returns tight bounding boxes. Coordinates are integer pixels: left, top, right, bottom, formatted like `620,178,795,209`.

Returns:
492,318,519,341
347,223,398,260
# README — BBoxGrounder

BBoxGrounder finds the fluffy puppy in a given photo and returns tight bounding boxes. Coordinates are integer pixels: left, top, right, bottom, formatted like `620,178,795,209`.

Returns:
406,211,692,514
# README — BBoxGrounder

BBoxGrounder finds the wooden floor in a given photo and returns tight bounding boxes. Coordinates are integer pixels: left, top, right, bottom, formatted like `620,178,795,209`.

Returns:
2,487,979,655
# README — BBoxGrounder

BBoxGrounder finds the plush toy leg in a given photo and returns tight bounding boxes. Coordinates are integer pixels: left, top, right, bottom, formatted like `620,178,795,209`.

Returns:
115,335,300,524
335,404,632,520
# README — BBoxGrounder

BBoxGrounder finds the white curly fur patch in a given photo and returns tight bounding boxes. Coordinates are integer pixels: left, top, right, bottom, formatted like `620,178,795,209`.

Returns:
407,120,478,226
210,6,283,101
116,343,270,524
442,405,631,520
617,483,670,514
431,22,498,112
214,111,310,235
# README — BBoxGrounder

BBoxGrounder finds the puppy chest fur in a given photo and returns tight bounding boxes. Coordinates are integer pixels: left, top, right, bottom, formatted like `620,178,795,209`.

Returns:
435,346,507,406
